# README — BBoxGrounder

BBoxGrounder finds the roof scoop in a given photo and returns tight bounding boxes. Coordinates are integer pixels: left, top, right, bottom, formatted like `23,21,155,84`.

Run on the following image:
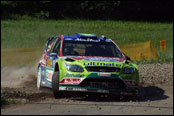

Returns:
76,33,97,39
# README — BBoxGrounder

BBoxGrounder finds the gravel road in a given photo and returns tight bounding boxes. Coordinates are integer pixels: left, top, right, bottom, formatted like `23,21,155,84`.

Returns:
1,62,173,115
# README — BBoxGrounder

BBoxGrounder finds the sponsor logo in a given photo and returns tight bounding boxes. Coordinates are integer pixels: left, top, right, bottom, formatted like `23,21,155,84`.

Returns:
59,86,87,91
60,78,84,84
65,73,85,78
75,38,100,42
46,70,53,82
83,62,121,67
98,73,111,77
84,58,117,62
59,87,67,90
72,88,87,91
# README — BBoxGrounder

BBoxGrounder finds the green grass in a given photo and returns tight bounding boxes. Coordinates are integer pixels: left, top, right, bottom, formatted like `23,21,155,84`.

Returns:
1,19,173,63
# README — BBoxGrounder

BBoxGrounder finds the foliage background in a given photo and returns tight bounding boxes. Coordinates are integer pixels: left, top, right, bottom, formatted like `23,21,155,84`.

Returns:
1,1,173,22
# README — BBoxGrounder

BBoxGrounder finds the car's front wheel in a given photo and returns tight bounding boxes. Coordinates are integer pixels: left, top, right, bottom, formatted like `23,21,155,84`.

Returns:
52,72,62,99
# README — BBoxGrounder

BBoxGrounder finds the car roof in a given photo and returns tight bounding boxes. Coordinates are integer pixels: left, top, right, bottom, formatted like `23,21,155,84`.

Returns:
62,33,112,42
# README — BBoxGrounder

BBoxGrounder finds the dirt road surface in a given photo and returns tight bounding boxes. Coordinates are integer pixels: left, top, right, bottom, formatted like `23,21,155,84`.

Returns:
1,63,173,115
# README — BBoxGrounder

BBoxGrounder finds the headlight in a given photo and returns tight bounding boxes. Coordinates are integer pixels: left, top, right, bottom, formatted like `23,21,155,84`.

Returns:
65,63,84,72
123,67,135,74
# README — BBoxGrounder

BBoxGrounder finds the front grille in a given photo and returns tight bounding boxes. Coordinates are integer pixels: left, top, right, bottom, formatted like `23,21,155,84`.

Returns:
80,77,127,89
85,66,120,72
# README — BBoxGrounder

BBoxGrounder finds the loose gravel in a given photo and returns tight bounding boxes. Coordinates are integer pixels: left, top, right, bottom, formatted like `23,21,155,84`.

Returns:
138,62,173,86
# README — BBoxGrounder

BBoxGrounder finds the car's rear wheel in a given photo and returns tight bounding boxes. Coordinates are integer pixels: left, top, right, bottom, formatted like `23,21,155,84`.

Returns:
52,72,62,99
37,65,43,90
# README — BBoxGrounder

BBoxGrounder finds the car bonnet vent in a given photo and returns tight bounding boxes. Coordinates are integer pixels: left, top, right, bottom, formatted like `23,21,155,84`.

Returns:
65,57,75,62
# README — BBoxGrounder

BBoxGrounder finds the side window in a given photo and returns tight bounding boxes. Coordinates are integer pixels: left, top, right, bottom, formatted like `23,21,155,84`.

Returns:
45,37,56,53
51,37,61,56
47,41,55,53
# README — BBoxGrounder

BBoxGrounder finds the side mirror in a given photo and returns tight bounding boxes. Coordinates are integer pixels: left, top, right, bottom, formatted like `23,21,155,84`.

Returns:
50,53,57,57
125,55,131,61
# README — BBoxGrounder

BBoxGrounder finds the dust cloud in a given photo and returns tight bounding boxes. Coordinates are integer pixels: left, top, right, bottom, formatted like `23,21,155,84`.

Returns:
1,48,43,88
1,65,38,88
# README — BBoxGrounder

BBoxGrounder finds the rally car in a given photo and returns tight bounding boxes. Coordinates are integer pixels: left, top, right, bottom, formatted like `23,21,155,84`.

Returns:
37,33,140,99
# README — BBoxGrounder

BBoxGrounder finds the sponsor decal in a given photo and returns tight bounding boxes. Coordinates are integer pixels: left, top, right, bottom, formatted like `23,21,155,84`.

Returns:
59,87,67,90
98,73,111,77
46,70,53,82
65,73,85,78
75,38,100,42
60,78,84,84
72,88,87,91
69,56,125,62
47,59,52,67
84,58,117,62
40,50,49,66
45,67,54,82
83,62,121,67
59,86,87,91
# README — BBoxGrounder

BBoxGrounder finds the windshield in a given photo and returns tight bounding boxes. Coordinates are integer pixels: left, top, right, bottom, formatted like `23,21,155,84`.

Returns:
62,40,124,58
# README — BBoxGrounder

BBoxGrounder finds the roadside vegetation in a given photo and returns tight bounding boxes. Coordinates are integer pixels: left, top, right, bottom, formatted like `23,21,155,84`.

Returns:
1,93,7,105
1,18,173,63
1,93,20,106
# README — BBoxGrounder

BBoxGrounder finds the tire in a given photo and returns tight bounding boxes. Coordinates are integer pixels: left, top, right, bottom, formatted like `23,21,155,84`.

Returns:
52,72,61,99
37,65,43,90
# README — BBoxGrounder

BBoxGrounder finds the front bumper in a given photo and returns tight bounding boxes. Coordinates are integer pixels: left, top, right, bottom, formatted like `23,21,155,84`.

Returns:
59,85,139,96
59,76,139,95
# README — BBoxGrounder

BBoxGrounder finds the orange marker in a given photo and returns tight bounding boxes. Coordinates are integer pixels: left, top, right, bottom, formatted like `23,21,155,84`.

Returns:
160,40,166,51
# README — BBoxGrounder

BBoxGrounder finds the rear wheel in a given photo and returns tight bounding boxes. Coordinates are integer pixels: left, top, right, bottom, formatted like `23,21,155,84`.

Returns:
52,72,62,99
37,65,43,90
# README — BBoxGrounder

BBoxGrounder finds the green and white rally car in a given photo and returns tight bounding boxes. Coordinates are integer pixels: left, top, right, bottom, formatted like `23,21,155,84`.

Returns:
37,33,140,99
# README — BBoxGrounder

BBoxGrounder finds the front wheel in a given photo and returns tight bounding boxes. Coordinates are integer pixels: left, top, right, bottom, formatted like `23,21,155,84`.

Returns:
52,72,62,99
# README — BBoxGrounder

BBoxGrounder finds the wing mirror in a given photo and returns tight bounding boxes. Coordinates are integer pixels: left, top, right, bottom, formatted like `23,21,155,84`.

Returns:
125,55,131,61
123,52,131,61
124,55,131,64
